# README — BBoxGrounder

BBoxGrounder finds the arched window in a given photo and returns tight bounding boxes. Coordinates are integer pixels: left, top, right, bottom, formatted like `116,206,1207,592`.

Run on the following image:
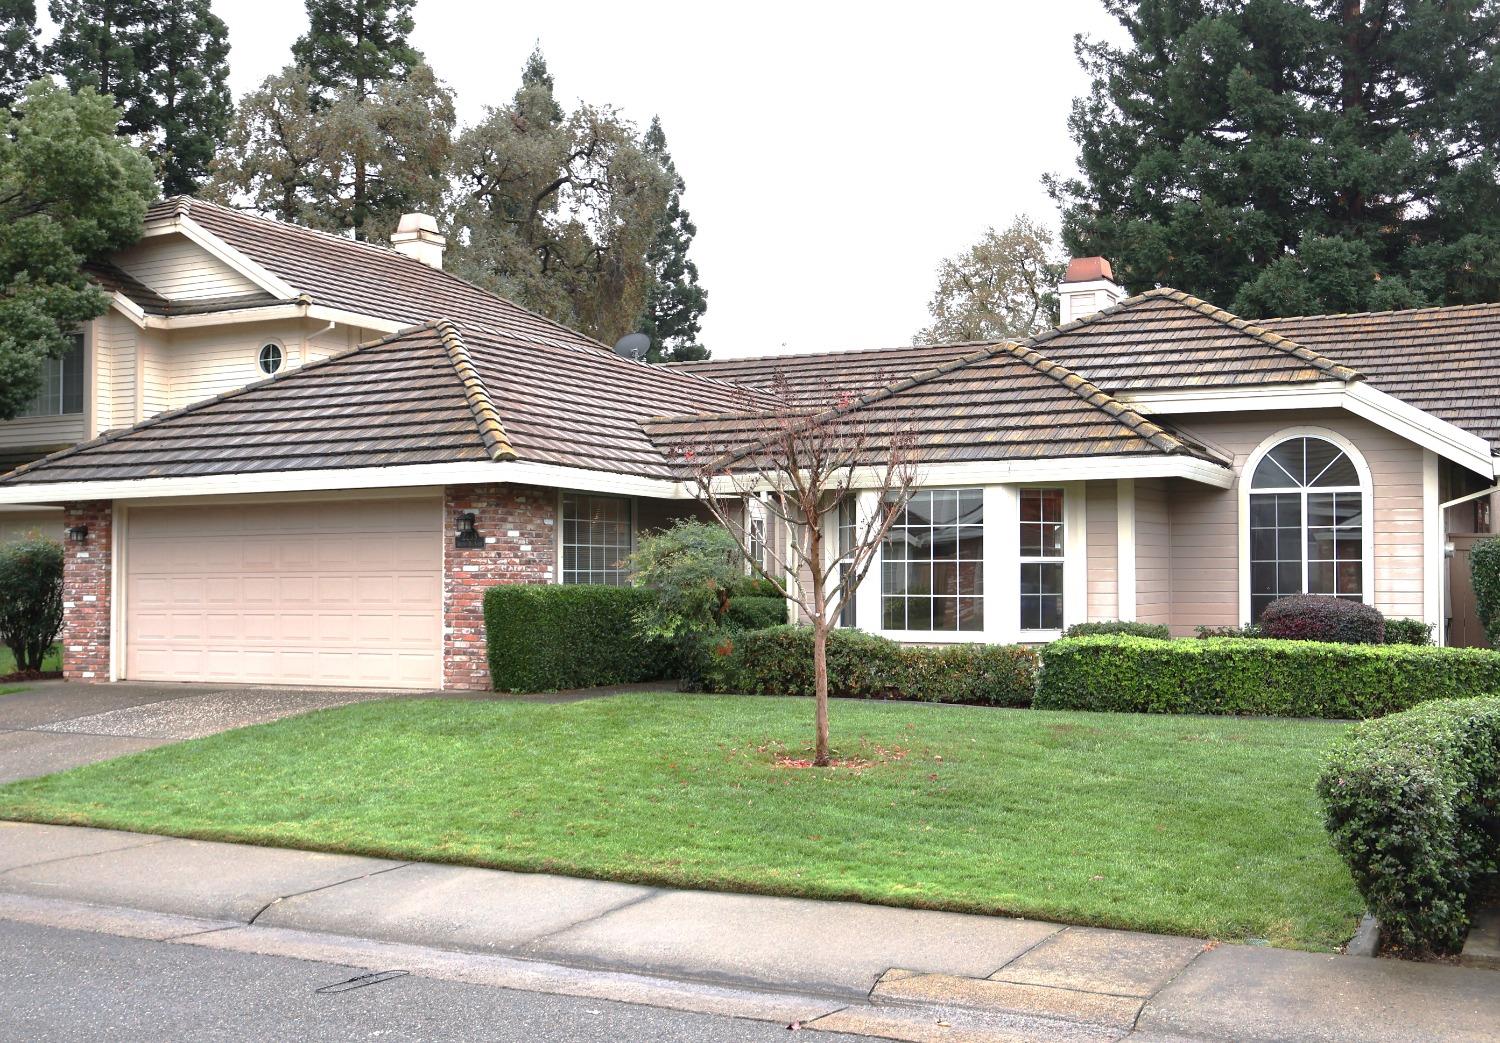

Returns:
1248,435,1366,621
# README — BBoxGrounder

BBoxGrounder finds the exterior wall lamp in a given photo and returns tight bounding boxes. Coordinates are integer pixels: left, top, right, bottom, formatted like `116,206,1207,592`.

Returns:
454,512,483,549
66,525,88,544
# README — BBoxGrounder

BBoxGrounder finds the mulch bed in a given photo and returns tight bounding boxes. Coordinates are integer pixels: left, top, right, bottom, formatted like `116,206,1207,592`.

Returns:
0,669,62,684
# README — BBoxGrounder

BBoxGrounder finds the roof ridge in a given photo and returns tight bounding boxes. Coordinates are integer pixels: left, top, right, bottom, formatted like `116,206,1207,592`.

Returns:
672,340,990,369
433,319,517,462
0,320,450,485
1261,299,1500,322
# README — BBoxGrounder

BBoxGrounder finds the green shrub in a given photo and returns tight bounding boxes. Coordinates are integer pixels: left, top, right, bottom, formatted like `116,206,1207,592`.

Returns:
731,575,782,598
1318,697,1500,954
1035,635,1500,719
698,625,1037,707
723,595,787,630
1385,619,1435,646
1062,620,1170,640
484,585,673,692
1195,623,1262,639
1472,537,1500,646
1259,594,1385,643
0,536,63,673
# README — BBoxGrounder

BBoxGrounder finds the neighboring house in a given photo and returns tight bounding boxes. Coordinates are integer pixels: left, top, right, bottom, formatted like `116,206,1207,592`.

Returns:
0,211,1497,690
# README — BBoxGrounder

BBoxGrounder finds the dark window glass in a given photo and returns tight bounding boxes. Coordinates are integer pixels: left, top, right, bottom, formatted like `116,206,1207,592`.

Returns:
881,489,983,631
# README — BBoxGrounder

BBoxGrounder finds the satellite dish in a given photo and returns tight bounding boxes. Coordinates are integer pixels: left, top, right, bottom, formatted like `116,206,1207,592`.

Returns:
613,332,650,361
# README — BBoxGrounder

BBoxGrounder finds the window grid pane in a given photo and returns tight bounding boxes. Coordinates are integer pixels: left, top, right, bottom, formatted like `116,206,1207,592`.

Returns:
19,335,83,418
561,494,632,586
881,489,982,632
1019,488,1064,631
838,498,857,629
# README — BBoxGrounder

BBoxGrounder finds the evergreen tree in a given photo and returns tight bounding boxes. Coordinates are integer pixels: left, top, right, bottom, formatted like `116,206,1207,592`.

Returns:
292,0,422,102
450,49,672,343
1047,0,1500,317
0,1,41,110
636,117,708,363
209,62,454,243
0,82,155,420
47,0,231,195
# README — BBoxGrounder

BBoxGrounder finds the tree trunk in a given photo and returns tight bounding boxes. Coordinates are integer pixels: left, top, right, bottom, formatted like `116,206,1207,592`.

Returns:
813,620,830,766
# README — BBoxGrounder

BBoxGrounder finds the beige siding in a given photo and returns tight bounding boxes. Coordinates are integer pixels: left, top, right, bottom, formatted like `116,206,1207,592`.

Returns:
1134,478,1171,625
93,312,140,432
0,509,64,543
1165,408,1427,632
114,234,259,300
139,328,170,417
161,320,382,412
1085,480,1118,620
0,411,84,456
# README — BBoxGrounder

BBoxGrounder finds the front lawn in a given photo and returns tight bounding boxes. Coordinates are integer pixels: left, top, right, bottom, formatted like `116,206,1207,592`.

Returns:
0,694,1363,949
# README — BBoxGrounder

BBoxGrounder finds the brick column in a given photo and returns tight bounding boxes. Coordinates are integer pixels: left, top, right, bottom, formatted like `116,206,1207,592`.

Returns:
443,484,557,690
61,501,112,682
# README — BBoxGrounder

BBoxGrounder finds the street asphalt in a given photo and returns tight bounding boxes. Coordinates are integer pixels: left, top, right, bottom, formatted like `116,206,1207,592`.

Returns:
0,918,875,1042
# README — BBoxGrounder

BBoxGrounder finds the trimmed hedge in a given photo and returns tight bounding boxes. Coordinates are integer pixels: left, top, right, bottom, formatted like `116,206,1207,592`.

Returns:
484,585,674,692
1385,618,1434,646
723,595,787,631
1259,594,1385,644
698,625,1037,707
1063,620,1170,640
1472,537,1500,646
1035,635,1500,719
1318,697,1500,953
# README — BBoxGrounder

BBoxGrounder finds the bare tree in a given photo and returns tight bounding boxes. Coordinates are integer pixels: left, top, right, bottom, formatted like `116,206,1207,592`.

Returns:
680,377,919,766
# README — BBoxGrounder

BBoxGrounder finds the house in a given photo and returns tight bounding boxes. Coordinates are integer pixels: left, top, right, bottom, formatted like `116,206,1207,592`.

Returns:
1,206,1497,690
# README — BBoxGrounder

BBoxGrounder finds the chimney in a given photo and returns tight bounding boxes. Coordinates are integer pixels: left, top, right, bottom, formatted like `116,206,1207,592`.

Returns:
391,212,446,269
1058,256,1123,326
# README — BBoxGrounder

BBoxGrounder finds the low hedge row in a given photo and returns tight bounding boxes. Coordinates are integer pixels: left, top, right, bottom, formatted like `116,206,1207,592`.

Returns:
723,595,788,631
1035,635,1500,719
697,625,1038,707
484,585,675,692
1318,697,1500,953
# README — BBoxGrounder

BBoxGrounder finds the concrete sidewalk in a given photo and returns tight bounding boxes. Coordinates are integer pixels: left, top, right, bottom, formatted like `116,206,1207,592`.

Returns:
0,822,1496,1042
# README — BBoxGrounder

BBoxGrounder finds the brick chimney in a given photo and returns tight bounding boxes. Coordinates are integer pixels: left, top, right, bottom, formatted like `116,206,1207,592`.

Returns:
1058,256,1124,326
391,212,446,269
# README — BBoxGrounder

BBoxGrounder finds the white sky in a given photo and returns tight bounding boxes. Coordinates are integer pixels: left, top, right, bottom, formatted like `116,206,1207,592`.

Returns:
52,1,1125,358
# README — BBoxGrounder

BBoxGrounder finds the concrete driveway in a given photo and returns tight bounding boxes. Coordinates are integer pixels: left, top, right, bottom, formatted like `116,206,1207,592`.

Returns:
0,680,440,784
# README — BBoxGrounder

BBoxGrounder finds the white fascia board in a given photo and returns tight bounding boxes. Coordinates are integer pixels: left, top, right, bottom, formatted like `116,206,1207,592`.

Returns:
140,303,409,335
108,293,147,328
0,503,61,514
1124,381,1498,478
704,454,1235,495
175,216,301,300
0,459,685,506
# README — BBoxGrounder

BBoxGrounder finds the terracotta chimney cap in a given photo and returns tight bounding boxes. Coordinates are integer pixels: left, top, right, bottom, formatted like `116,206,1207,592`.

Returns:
1063,256,1114,283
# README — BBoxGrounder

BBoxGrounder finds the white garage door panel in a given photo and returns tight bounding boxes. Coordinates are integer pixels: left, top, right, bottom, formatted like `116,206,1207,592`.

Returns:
125,499,442,688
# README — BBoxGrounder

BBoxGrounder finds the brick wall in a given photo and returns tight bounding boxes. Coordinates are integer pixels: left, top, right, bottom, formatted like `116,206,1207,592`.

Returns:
61,501,112,682
443,484,557,690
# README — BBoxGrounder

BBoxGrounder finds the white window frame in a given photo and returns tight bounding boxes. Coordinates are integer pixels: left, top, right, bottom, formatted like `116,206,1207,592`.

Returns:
257,339,286,375
1238,427,1374,625
557,490,636,586
746,498,767,575
19,334,85,417
1018,486,1068,635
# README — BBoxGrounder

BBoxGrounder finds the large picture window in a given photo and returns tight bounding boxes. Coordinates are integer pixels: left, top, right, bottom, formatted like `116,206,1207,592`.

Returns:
19,334,84,418
1019,488,1065,631
561,493,632,586
1248,436,1364,621
882,489,983,631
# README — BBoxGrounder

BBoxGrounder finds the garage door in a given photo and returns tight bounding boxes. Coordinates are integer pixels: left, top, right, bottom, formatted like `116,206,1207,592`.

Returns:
124,498,442,688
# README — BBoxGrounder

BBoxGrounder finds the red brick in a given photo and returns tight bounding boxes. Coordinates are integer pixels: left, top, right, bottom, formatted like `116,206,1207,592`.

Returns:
60,501,112,682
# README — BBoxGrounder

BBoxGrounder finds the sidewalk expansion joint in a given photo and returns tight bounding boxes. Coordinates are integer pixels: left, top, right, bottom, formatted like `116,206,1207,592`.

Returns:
1129,942,1211,1033
246,861,416,926
984,923,1068,978
0,836,172,878
520,888,666,947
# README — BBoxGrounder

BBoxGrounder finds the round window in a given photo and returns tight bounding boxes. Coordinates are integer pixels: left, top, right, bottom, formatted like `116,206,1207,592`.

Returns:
258,342,284,375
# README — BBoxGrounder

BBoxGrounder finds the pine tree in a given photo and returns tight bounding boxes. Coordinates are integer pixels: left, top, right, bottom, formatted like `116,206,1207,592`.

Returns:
1047,0,1500,317
292,0,422,102
636,117,708,363
0,1,41,110
515,43,563,126
47,0,232,195
286,0,431,239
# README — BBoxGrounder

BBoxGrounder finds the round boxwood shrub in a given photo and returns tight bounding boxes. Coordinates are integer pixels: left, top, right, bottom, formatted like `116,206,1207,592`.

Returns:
1259,594,1385,644
1063,620,1170,640
1385,618,1434,646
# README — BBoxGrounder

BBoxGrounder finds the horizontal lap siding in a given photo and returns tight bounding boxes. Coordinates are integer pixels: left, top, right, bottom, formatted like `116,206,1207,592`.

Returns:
1134,478,1171,625
1086,481,1118,621
114,235,259,300
1166,408,1426,632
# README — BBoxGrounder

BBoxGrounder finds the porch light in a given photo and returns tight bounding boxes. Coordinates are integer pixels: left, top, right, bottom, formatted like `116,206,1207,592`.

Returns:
65,525,88,544
454,511,482,549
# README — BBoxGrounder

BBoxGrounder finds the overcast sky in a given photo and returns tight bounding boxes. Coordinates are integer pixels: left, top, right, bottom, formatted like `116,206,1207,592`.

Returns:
57,1,1126,358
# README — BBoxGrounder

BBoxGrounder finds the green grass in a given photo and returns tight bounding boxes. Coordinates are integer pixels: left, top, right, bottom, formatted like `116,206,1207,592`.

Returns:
0,644,60,675
0,694,1363,950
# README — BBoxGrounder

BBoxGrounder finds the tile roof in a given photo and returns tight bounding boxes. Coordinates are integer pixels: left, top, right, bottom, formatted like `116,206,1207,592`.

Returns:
647,340,1228,475
1261,303,1500,450
673,343,981,401
0,319,761,485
